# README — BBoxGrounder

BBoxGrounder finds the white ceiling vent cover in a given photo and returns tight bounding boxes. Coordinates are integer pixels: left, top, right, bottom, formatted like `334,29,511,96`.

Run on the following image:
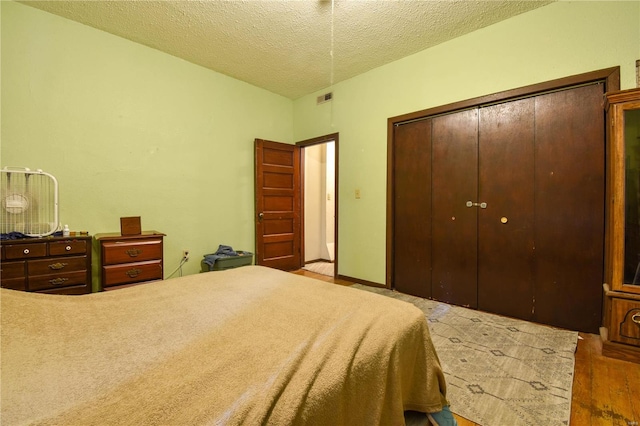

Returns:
1,167,59,237
317,92,333,105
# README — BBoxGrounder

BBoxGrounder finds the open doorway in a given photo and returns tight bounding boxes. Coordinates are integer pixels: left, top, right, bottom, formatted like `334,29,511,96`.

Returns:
298,133,338,277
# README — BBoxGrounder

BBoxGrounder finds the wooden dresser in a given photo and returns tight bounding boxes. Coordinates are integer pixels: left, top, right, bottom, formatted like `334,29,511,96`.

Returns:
0,235,92,294
95,231,165,291
602,88,640,363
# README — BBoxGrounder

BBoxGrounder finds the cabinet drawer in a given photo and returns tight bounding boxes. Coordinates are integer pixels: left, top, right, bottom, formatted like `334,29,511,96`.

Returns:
103,260,163,286
38,284,91,295
4,243,47,259
28,256,87,276
29,270,88,292
1,277,27,291
609,297,640,346
1,261,26,279
102,239,162,265
1,260,27,291
49,240,87,256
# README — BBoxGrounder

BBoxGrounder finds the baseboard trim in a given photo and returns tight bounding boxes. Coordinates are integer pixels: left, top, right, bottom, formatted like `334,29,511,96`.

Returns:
336,274,388,289
305,258,333,264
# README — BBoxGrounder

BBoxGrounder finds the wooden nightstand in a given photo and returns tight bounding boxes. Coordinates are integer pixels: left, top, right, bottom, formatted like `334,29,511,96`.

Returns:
94,231,165,291
0,235,92,295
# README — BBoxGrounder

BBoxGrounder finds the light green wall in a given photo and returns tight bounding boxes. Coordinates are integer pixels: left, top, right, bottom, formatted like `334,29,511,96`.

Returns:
294,0,640,284
2,1,639,288
1,1,293,282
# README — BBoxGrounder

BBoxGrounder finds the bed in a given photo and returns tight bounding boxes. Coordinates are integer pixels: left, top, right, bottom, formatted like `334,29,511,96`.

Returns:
1,265,448,425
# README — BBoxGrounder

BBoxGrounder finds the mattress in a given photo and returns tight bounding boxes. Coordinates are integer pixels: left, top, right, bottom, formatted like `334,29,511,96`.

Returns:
1,265,448,425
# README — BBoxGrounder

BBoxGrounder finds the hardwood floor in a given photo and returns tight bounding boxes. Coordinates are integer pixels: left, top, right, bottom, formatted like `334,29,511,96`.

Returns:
293,269,640,426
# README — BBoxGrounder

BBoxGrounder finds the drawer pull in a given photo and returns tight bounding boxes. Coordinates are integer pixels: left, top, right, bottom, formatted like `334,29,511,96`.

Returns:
49,277,69,286
125,248,143,258
633,313,640,325
23,248,30,255
48,262,68,270
65,245,72,251
126,268,142,278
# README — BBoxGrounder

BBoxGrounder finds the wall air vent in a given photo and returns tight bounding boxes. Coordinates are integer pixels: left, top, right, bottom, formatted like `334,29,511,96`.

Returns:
317,92,333,105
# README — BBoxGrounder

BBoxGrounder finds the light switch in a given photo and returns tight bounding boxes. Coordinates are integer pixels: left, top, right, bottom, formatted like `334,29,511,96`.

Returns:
355,189,361,199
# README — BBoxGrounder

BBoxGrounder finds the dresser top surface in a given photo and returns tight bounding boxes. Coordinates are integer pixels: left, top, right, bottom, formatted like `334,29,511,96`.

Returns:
94,231,165,241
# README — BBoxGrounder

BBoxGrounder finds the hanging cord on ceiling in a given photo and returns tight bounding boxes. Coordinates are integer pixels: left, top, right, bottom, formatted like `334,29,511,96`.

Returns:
330,0,334,88
330,0,335,128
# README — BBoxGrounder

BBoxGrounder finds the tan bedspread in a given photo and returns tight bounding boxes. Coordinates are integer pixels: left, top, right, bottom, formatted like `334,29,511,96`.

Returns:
1,265,447,425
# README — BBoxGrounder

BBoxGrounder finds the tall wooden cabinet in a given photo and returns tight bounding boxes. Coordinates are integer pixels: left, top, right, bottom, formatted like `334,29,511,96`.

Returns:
390,75,612,333
602,87,640,363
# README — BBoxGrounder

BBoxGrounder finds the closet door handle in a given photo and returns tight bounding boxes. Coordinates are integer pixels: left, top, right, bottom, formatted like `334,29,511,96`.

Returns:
466,201,487,209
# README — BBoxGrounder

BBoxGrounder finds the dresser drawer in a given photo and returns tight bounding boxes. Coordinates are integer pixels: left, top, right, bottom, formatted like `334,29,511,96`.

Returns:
28,256,87,276
103,260,163,287
102,239,163,265
1,261,26,279
1,261,27,291
49,240,88,256
29,270,88,292
38,284,91,295
1,278,27,291
4,243,47,259
609,297,640,346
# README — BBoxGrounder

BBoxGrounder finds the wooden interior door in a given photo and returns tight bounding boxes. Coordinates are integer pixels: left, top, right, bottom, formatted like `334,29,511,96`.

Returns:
431,109,479,307
393,119,432,298
477,99,536,320
255,139,302,271
533,83,605,332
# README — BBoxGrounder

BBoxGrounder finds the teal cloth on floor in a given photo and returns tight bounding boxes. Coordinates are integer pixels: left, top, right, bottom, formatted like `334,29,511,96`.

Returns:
427,406,458,426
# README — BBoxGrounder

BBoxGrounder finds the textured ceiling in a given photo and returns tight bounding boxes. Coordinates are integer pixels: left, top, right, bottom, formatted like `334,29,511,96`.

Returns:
21,0,553,99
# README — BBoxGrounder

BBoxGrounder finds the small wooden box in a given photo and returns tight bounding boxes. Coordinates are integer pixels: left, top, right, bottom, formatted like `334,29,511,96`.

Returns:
120,216,141,236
